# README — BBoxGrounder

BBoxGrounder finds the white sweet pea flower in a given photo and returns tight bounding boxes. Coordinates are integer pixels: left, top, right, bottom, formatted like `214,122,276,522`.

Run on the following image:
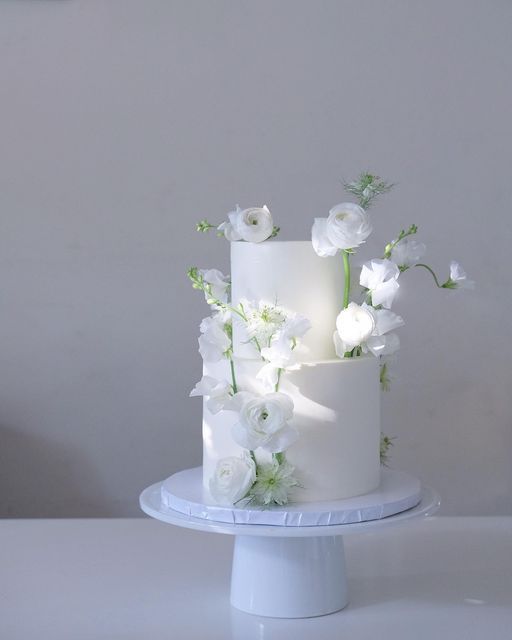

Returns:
447,261,474,290
198,311,231,362
311,203,372,257
219,205,274,243
390,238,426,269
199,268,230,304
363,306,404,357
256,313,311,389
189,375,232,414
333,302,375,355
278,314,312,341
360,258,400,309
258,340,300,389
209,453,256,506
231,392,298,453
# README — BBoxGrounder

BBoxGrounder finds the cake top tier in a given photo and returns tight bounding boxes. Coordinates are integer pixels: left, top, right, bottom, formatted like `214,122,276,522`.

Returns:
230,240,343,361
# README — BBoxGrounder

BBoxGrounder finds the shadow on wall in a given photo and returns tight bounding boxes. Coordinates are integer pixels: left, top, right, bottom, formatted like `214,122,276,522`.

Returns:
0,424,109,517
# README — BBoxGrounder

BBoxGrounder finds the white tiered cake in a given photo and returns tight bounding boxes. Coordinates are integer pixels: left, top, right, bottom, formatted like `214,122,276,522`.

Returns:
202,241,381,502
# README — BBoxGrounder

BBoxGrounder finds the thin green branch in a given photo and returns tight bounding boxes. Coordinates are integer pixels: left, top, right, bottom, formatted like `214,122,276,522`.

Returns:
414,263,442,288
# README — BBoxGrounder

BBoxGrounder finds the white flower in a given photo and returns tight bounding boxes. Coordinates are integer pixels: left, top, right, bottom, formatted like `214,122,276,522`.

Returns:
249,460,298,506
198,311,231,362
278,314,312,341
231,392,298,453
333,302,376,354
333,303,404,358
448,261,474,290
363,307,404,357
190,375,232,414
199,269,230,304
390,238,426,269
312,203,372,256
209,453,256,506
257,313,311,389
242,300,287,347
360,258,400,309
218,205,274,243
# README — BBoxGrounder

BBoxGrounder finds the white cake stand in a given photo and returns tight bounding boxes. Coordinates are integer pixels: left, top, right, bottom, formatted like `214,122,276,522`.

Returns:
140,469,440,618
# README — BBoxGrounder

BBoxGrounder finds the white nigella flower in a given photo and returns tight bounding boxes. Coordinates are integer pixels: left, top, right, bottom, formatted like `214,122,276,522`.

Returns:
333,303,404,358
230,391,298,453
249,460,299,506
447,261,474,290
198,311,232,362
189,375,232,414
218,205,274,243
209,453,256,506
312,202,372,256
242,300,287,347
333,302,376,354
390,237,426,269
360,258,400,309
199,268,230,304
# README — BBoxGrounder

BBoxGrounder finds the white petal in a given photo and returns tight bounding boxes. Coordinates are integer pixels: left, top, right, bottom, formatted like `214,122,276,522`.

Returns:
231,421,261,450
333,331,350,358
312,218,338,257
371,279,400,308
366,333,400,356
262,425,299,453
189,375,217,397
265,392,294,419
373,309,405,335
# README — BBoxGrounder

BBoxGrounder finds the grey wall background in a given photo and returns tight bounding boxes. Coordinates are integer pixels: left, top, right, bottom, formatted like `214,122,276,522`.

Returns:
0,0,510,517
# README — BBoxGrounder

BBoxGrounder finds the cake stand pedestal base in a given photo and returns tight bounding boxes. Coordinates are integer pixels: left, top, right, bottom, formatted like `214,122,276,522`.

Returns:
140,474,439,619
231,534,347,617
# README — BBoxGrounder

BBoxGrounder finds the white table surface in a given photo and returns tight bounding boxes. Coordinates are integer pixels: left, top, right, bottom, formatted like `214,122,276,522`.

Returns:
1,516,511,639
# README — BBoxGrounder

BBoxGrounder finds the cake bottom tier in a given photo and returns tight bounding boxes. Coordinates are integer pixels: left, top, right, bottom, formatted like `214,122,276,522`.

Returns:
202,355,381,503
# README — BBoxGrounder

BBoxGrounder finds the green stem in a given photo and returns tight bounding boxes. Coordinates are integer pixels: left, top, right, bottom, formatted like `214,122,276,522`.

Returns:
414,263,442,288
342,250,351,309
229,357,238,394
274,368,283,392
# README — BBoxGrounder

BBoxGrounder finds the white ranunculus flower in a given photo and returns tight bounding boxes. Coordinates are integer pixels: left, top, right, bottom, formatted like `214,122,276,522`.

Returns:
311,203,372,256
198,312,231,362
209,453,256,506
220,205,274,243
360,258,400,309
231,392,298,453
200,268,230,304
390,238,426,269
327,202,373,250
449,261,474,289
189,375,232,414
334,302,376,355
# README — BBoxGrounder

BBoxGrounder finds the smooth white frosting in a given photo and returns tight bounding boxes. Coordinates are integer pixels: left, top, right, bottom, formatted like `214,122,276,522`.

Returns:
202,356,381,502
230,241,343,361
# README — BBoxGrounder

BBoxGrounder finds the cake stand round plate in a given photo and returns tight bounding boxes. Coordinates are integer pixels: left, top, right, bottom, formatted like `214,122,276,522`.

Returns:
158,466,422,527
140,469,440,619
